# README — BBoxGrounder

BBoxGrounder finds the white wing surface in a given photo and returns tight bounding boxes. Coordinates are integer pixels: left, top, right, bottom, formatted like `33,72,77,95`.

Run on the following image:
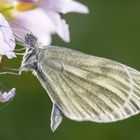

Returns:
35,46,140,131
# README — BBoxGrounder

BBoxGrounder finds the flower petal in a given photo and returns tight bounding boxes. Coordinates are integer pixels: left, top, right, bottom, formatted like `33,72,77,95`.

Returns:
0,40,16,59
43,0,89,14
9,0,89,44
12,7,70,44
45,10,70,42
12,8,56,45
0,88,16,103
0,13,16,58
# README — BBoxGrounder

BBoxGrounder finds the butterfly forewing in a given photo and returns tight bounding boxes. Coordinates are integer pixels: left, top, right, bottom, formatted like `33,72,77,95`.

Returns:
35,46,140,124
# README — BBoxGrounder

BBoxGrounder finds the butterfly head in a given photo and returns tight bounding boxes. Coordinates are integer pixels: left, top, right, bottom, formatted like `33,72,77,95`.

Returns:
19,33,40,74
25,33,38,48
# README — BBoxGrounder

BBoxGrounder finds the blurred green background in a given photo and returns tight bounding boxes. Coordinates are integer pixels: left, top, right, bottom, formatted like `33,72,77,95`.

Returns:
1,0,140,140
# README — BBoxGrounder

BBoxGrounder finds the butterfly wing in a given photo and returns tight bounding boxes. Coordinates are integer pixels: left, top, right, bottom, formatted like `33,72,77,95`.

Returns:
36,46,140,131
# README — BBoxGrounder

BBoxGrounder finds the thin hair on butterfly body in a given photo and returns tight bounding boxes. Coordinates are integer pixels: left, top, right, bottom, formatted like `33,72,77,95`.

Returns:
16,32,140,132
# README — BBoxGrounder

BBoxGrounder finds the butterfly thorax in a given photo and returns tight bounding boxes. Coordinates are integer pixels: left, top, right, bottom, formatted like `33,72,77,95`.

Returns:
19,33,45,74
19,47,40,74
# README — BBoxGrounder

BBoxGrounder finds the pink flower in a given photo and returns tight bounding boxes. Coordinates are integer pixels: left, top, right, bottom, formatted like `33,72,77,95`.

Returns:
0,13,16,59
0,88,16,103
10,0,89,45
0,14,16,103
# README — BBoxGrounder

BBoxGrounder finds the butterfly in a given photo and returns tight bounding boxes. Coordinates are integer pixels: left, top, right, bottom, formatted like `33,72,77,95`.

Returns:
12,31,140,132
9,21,140,131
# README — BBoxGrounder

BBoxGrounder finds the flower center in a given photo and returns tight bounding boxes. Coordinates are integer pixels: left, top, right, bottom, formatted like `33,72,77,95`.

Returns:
0,2,13,9
0,2,14,18
14,1,42,11
0,0,43,12
15,2,37,11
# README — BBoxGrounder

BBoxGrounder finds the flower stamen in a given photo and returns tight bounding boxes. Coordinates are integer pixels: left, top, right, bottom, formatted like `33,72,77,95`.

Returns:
14,2,38,11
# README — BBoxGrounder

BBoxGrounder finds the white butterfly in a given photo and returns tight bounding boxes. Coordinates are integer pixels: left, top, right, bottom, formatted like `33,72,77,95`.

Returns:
17,33,140,132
